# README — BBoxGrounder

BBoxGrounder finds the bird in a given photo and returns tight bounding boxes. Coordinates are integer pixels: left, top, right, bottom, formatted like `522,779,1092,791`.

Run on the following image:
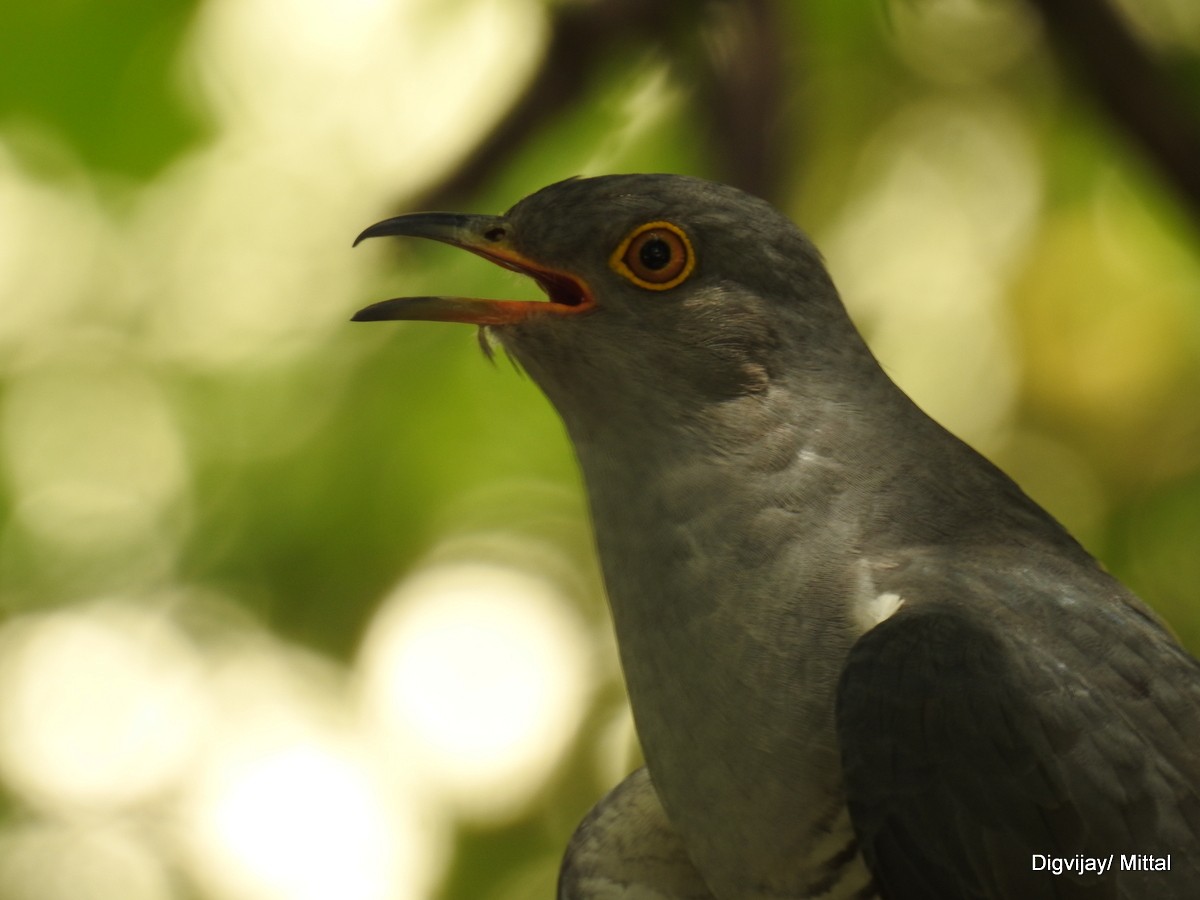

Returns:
351,174,1200,899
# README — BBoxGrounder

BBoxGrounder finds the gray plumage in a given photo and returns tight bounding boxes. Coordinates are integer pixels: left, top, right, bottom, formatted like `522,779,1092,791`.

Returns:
354,174,1200,899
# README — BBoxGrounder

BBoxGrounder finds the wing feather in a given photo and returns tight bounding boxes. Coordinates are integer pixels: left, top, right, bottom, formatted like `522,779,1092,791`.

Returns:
837,553,1200,899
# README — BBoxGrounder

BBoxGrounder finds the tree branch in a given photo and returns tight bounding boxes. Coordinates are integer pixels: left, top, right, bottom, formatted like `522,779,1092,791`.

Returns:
696,0,791,201
1027,0,1200,231
406,0,791,210
409,0,689,210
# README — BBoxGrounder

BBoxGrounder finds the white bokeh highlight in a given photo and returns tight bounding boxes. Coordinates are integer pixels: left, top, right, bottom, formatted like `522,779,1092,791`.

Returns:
358,560,592,823
0,602,208,812
822,97,1041,451
180,638,448,900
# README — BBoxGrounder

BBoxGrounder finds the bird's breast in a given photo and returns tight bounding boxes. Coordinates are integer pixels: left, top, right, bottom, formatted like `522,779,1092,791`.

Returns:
579,445,876,896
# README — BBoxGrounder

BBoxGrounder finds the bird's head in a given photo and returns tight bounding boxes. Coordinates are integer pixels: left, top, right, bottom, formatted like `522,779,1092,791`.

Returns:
354,174,868,434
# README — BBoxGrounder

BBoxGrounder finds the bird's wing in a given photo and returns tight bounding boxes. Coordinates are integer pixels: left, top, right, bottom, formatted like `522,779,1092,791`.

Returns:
836,550,1200,900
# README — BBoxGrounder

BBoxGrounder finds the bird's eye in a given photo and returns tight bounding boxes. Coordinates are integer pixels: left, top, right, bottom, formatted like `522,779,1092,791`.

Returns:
610,221,695,290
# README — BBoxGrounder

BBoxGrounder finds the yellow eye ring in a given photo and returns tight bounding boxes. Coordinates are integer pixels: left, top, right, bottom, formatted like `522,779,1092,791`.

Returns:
609,221,695,290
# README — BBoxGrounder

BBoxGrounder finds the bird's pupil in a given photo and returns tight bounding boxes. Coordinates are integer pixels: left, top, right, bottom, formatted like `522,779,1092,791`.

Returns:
639,237,672,270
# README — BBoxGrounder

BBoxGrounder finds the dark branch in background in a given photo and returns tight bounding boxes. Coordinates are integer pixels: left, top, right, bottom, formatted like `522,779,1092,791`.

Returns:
407,0,791,211
697,0,791,200
405,0,1200,227
1027,0,1200,233
408,0,686,210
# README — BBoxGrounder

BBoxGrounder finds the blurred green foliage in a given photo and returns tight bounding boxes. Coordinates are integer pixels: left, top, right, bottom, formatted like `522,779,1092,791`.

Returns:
0,0,202,176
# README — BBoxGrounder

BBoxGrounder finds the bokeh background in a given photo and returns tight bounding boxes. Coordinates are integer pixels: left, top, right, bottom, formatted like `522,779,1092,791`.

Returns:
1,0,1199,897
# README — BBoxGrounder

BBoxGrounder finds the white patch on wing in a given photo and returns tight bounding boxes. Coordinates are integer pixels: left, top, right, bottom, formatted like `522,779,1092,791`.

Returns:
855,590,904,632
853,559,906,633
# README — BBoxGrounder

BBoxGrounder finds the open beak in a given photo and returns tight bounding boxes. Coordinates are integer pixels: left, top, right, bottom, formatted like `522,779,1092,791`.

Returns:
351,212,594,325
